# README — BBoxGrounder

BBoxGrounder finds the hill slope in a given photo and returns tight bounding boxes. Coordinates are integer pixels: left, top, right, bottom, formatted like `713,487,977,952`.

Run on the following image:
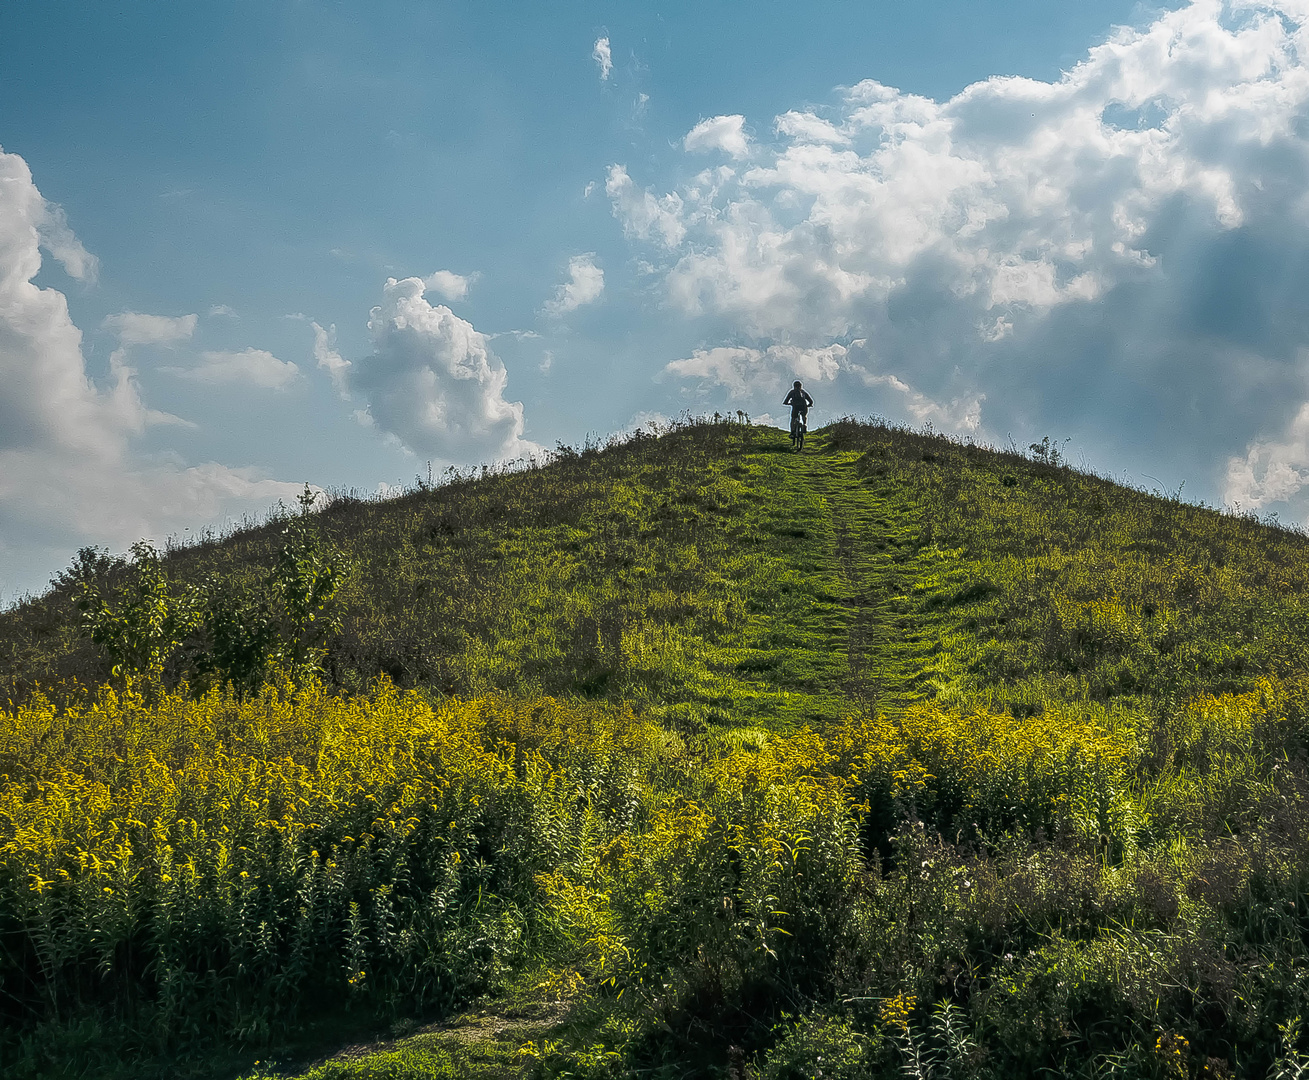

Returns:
6,419,1309,1079
11,418,1308,720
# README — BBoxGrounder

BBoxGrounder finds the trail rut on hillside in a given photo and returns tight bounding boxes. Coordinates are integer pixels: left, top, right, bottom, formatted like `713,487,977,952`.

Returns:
784,450,942,715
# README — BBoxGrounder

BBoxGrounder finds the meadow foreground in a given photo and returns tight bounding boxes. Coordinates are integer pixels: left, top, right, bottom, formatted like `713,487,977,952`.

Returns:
5,420,1309,1079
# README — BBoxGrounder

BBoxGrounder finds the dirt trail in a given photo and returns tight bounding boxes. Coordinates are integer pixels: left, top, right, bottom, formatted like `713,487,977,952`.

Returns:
294,984,578,1079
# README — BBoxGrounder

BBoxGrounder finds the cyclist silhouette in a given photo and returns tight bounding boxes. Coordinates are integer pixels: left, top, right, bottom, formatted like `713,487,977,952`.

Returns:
783,380,813,451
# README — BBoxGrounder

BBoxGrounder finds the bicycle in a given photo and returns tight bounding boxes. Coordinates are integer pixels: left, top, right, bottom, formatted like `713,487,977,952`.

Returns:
790,412,806,452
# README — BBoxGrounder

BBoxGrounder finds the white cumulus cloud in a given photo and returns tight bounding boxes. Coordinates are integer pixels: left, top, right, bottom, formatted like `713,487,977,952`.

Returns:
312,321,352,397
612,0,1309,515
683,114,751,159
593,36,613,81
1224,350,1309,508
542,253,604,316
774,111,850,145
423,269,474,302
347,276,539,462
605,165,685,249
36,201,99,283
1225,410,1309,509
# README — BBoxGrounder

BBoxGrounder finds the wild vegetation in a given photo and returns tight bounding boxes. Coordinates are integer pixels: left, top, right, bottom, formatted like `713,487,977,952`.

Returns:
6,418,1309,1078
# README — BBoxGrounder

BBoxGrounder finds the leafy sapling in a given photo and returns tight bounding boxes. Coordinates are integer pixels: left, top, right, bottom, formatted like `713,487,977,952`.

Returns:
266,484,345,686
188,575,279,697
76,540,199,695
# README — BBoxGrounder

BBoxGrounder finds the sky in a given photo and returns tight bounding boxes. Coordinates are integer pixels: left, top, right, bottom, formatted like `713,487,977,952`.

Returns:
4,0,1309,599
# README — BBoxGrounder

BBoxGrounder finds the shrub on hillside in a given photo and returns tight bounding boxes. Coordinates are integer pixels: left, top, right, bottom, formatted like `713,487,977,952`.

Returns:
75,488,346,698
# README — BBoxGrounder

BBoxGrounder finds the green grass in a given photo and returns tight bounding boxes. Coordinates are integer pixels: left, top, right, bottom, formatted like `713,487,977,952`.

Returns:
9,417,1309,1078
18,418,1309,727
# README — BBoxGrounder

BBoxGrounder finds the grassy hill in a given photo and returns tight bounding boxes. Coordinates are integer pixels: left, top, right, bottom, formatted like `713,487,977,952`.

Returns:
6,418,1309,1078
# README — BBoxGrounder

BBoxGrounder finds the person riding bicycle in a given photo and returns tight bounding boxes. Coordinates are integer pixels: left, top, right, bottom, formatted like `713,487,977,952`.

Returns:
783,381,813,431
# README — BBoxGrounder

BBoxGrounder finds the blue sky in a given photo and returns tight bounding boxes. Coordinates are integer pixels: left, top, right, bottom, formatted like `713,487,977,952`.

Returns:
6,0,1309,598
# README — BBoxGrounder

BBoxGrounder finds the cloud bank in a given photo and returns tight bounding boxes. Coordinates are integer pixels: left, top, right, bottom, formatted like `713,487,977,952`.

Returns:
0,147,302,597
612,0,1309,514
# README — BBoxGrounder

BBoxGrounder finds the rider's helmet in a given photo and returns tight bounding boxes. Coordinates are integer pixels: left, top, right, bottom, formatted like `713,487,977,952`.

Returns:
794,380,802,388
